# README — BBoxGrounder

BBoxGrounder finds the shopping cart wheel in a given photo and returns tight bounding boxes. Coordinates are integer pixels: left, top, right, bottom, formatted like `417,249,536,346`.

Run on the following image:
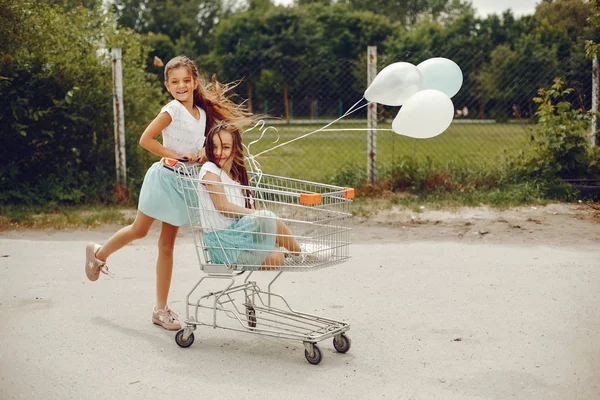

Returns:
333,333,351,353
246,306,257,329
175,329,195,348
304,345,322,365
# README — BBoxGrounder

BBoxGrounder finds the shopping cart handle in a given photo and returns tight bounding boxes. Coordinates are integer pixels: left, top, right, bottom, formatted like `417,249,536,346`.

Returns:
163,157,189,167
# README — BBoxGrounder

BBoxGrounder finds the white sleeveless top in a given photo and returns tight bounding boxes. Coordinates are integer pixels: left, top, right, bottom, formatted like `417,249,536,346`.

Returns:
198,162,248,231
160,100,206,154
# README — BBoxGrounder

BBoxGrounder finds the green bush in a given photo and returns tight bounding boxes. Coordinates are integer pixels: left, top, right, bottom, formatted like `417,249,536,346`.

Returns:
501,78,598,198
531,78,594,178
329,163,367,189
0,0,166,205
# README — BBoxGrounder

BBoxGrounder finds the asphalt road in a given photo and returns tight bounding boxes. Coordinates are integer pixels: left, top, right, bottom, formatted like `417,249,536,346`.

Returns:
0,232,599,400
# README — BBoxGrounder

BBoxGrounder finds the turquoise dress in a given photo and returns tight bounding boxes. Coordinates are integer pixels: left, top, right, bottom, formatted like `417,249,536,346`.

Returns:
138,162,196,227
203,210,278,267
137,100,206,226
197,162,278,267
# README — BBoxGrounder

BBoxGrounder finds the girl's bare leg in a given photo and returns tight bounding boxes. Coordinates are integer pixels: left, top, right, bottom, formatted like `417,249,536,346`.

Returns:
155,222,179,310
96,210,155,262
275,219,301,253
260,251,285,270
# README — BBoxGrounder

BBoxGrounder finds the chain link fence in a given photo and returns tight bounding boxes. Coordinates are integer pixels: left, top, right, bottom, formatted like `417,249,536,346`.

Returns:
214,47,595,184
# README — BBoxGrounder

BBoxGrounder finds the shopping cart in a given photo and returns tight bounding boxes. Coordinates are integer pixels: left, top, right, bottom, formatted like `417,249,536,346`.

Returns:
169,158,354,365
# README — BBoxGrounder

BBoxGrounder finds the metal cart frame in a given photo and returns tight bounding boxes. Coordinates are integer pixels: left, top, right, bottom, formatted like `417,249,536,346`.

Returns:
171,159,353,364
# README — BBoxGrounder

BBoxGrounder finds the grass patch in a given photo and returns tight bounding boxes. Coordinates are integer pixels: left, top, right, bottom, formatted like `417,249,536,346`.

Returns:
1,119,578,229
0,184,552,229
0,204,135,229
243,121,535,183
394,184,550,209
349,183,551,218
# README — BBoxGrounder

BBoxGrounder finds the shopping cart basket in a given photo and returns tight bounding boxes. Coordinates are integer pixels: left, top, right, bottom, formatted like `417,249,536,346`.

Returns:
170,158,354,365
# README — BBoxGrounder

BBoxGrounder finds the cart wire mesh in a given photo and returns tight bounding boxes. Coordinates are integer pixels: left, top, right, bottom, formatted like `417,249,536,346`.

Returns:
173,161,353,273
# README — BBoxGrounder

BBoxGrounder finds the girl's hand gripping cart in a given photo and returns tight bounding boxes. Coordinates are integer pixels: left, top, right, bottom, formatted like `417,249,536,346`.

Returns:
171,159,354,365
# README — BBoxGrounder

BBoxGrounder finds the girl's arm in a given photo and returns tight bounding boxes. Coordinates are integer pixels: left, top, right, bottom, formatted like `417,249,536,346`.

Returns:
139,113,198,161
202,171,252,218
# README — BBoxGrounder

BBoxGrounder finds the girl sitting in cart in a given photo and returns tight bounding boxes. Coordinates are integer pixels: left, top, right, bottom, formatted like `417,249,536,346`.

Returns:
197,121,302,268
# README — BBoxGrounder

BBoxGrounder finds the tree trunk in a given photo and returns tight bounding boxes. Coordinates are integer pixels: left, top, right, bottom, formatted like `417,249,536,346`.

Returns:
246,81,253,113
592,54,599,147
283,81,289,122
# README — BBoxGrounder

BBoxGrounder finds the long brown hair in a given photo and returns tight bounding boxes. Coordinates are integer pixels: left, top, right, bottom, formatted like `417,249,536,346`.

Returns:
205,122,253,209
164,55,255,137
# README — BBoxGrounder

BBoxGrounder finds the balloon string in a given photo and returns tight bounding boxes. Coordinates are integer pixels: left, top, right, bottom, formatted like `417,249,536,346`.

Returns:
242,120,281,188
252,98,371,158
313,128,393,132
340,97,370,118
246,120,280,150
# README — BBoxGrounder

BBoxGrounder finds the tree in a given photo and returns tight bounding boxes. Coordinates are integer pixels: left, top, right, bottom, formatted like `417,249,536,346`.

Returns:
343,0,473,27
210,11,270,112
0,0,166,204
585,0,600,146
306,3,394,60
261,7,322,120
382,9,555,120
473,34,560,121
382,13,485,115
43,0,102,11
112,0,222,55
211,3,395,118
296,0,333,5
528,1,594,113
535,0,591,42
305,4,395,115
471,46,508,118
212,6,322,119
247,0,274,11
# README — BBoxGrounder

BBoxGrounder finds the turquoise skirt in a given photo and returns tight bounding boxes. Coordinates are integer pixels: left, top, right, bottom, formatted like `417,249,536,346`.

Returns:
204,210,278,267
138,162,197,227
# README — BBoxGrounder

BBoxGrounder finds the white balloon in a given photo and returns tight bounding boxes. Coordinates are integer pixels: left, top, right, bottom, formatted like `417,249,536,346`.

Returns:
364,62,422,106
417,57,463,98
392,89,454,139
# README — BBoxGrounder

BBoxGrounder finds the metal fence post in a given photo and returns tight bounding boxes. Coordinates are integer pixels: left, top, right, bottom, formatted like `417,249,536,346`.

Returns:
367,46,377,185
111,48,126,186
592,53,599,147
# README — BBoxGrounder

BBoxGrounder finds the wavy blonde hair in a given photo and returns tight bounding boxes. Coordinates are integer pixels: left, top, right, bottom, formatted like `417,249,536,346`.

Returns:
164,55,257,137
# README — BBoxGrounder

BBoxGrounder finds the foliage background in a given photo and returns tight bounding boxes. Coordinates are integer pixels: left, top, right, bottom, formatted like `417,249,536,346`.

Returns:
1,0,599,207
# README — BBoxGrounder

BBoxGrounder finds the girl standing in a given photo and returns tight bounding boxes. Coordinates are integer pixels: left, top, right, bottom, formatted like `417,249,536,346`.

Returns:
84,55,251,331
